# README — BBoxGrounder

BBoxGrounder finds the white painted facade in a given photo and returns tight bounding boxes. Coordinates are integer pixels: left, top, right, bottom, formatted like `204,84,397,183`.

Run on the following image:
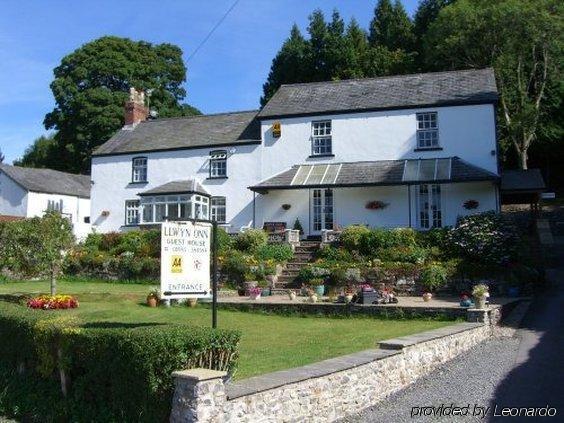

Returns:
0,171,91,239
91,103,499,235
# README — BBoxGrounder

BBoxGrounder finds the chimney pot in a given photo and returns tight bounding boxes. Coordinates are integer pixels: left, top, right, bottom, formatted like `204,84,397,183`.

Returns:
124,88,149,126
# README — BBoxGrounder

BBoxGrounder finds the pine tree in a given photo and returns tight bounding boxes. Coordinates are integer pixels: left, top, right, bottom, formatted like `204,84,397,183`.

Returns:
307,9,330,81
368,0,415,52
260,25,309,105
340,18,370,79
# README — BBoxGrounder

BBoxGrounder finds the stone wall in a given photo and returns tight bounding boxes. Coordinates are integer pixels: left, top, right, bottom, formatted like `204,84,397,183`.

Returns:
171,322,492,422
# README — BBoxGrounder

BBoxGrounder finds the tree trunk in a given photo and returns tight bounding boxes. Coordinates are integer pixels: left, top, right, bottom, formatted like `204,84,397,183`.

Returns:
519,149,529,170
50,267,57,296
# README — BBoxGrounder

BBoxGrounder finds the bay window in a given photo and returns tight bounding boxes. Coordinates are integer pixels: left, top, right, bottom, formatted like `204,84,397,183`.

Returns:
139,194,209,223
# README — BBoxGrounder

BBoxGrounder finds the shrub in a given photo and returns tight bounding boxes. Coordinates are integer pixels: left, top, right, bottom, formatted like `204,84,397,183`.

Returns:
235,229,268,252
419,263,448,292
446,212,520,265
416,227,450,249
328,268,347,287
0,302,240,422
359,228,417,257
340,225,370,251
221,250,249,285
255,243,293,262
316,245,356,263
214,227,233,254
377,246,430,264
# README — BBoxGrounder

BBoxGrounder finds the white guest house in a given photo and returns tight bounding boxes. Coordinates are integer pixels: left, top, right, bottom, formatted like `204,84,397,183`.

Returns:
0,164,91,238
91,68,500,237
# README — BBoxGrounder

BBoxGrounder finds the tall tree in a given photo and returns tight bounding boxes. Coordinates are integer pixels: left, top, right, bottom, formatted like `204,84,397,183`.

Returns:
413,0,455,68
41,36,200,174
424,0,562,169
261,25,309,105
306,9,330,81
340,18,370,79
14,134,58,169
368,0,415,52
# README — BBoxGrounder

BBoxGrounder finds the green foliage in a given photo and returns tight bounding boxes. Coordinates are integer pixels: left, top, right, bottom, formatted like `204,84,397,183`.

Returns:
446,211,520,265
221,250,249,285
254,243,294,262
292,218,304,235
359,228,417,256
235,229,268,252
368,0,415,51
26,36,201,173
316,245,356,263
340,225,370,251
0,213,74,294
377,245,430,264
214,227,233,254
0,301,240,422
12,134,59,169
419,263,448,292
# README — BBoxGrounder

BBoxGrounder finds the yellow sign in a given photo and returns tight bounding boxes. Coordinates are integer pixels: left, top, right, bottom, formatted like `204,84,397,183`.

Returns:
171,255,183,273
272,122,281,138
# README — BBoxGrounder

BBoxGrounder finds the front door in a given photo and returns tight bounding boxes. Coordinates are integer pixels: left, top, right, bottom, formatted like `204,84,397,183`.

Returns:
417,184,442,229
312,189,334,234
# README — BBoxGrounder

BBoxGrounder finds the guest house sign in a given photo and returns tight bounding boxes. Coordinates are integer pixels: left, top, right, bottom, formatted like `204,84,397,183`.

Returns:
160,221,211,299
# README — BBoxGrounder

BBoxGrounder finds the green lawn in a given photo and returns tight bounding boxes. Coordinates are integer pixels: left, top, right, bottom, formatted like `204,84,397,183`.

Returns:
0,278,454,380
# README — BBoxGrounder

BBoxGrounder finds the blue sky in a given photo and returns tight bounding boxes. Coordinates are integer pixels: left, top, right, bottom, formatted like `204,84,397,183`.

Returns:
0,0,419,164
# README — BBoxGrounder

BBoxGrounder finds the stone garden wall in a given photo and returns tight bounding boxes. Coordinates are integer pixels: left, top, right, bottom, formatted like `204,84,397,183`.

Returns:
170,321,492,422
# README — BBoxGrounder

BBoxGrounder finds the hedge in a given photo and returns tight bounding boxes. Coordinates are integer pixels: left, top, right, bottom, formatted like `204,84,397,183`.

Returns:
0,302,240,422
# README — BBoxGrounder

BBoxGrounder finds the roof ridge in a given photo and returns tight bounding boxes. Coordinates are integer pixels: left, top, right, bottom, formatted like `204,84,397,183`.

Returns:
0,163,89,179
139,109,259,123
278,68,494,89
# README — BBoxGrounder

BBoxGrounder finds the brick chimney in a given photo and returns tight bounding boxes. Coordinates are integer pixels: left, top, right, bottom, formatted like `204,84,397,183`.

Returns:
124,87,148,126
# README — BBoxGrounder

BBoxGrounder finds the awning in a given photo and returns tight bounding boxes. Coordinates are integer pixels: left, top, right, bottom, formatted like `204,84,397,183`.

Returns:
249,157,498,193
500,169,546,193
138,179,210,197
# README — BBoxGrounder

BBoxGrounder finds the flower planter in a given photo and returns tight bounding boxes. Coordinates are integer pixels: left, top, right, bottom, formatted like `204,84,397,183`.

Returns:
147,296,158,308
187,298,198,308
288,291,297,301
308,294,318,303
244,281,258,296
314,285,325,296
344,294,354,304
249,293,261,300
474,296,487,309
262,287,271,296
422,292,433,302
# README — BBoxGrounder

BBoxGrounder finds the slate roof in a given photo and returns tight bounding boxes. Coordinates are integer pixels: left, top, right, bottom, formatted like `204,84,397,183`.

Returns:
138,180,210,197
258,68,498,119
501,169,546,192
249,157,498,192
0,163,91,198
93,110,261,156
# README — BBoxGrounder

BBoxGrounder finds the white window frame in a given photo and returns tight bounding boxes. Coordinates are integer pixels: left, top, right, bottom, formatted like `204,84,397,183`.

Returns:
132,157,148,183
211,197,226,223
209,150,227,178
417,184,442,229
140,195,209,223
47,199,63,213
416,112,439,149
311,120,332,156
125,200,140,225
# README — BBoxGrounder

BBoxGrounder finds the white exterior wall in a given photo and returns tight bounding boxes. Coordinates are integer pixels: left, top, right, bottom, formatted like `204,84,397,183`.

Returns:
256,181,497,231
91,103,498,234
0,171,28,217
91,144,261,233
26,192,92,239
260,104,498,176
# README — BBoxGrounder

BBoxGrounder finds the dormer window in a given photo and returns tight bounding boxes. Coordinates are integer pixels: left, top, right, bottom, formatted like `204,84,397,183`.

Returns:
209,150,227,178
311,120,332,156
416,112,439,149
132,157,148,182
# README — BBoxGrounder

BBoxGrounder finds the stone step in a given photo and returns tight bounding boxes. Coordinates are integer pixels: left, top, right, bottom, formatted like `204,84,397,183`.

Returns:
294,245,319,252
286,262,310,270
277,275,298,284
280,269,300,277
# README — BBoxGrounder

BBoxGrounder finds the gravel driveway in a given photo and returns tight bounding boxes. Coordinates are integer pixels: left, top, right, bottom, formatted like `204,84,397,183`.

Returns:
344,337,521,423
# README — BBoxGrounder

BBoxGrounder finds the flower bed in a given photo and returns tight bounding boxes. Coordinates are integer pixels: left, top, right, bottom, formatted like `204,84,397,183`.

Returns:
27,294,79,310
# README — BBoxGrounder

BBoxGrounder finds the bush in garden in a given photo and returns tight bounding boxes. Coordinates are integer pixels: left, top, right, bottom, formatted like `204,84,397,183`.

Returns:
221,250,249,285
328,268,347,287
235,229,268,252
415,227,450,249
376,246,430,264
315,245,356,263
359,228,417,257
340,225,370,251
255,243,293,262
374,261,422,283
419,263,448,292
214,227,233,254
0,302,240,422
446,211,520,265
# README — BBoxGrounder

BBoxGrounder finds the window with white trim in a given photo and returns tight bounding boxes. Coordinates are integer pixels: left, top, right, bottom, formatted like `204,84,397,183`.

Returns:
47,199,63,213
416,112,439,148
125,200,140,225
209,150,227,178
311,120,332,155
211,197,226,223
132,157,148,182
140,195,209,223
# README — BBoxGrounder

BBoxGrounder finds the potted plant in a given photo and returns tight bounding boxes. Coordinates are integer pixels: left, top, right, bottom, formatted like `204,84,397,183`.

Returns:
248,287,262,300
422,292,433,302
472,283,489,309
310,278,325,296
243,272,258,296
187,298,198,308
288,290,297,301
147,288,160,308
306,288,317,303
344,287,354,304
258,279,270,296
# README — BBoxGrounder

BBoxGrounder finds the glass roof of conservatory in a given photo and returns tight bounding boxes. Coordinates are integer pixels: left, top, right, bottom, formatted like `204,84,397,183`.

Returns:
402,158,452,182
290,164,342,186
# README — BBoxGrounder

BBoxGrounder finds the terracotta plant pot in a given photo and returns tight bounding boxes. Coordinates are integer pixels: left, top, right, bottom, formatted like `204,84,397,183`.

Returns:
422,293,433,302
147,296,158,308
187,298,198,308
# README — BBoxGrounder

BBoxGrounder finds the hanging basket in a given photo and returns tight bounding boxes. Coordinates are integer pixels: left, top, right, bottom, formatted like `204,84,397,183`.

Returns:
365,201,388,210
463,199,479,210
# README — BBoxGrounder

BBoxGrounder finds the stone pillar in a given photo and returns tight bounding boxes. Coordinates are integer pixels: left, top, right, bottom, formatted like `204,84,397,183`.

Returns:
170,368,227,423
284,229,300,247
466,308,490,324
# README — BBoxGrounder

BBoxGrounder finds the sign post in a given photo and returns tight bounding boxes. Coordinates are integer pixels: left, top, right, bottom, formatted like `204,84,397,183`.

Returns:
161,220,218,328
